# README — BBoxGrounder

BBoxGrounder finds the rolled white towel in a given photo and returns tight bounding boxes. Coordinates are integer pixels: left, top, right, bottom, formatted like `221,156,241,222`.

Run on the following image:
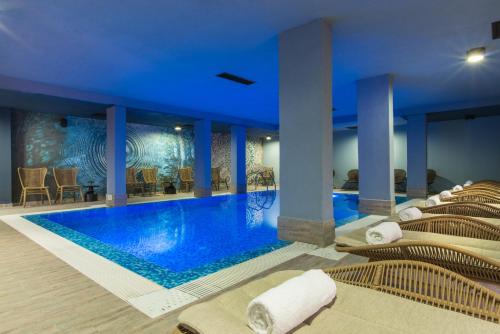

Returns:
247,269,336,334
439,190,453,200
425,195,441,207
365,221,403,245
453,185,463,192
464,180,473,187
398,207,422,221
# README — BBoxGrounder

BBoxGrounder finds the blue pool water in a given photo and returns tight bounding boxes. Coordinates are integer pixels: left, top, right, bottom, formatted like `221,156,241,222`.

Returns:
26,192,406,288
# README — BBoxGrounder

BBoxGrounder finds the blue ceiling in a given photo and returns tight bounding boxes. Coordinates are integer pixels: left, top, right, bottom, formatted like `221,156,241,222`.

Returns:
0,0,499,125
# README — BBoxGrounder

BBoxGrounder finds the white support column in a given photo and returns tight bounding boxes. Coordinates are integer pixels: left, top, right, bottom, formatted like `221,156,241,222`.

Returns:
406,114,428,198
357,74,395,215
277,19,334,247
0,109,12,206
230,125,247,194
194,119,212,198
106,105,127,207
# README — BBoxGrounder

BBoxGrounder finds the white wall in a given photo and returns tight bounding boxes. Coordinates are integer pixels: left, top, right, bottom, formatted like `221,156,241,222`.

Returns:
428,115,500,191
330,126,406,188
262,115,500,191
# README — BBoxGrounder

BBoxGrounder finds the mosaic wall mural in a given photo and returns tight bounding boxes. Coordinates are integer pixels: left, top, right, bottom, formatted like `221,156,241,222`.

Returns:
11,111,263,199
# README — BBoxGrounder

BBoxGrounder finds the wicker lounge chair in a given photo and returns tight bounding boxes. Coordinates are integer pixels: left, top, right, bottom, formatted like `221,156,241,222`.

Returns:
53,168,84,204
211,167,228,191
418,202,500,219
398,215,500,241
141,167,158,195
454,187,500,197
254,166,276,190
179,167,194,192
17,167,52,207
335,224,500,282
442,191,500,204
126,167,144,197
427,169,437,186
173,260,499,334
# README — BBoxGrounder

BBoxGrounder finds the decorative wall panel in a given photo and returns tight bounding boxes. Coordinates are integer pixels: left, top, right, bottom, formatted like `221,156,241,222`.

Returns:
11,112,263,199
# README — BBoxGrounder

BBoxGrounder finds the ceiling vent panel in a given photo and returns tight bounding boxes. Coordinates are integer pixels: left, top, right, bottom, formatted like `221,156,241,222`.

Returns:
493,21,500,40
216,72,255,85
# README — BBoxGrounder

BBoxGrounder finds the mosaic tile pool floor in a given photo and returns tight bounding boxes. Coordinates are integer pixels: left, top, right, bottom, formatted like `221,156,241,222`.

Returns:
25,191,406,288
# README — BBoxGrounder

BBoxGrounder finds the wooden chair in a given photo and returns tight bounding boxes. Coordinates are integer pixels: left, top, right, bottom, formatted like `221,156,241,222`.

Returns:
126,167,144,197
179,167,194,192
18,167,52,207
141,167,158,195
53,168,84,204
394,169,407,192
211,167,228,191
427,169,437,185
252,166,276,191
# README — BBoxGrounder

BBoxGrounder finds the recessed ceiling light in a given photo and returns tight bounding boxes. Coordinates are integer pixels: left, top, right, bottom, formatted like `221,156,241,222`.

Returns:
265,136,272,141
466,47,486,63
174,126,182,131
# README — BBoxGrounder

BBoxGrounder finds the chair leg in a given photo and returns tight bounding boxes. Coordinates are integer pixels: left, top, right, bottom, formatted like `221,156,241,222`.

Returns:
46,188,52,206
80,189,84,202
60,188,64,204
19,190,24,206
23,190,27,208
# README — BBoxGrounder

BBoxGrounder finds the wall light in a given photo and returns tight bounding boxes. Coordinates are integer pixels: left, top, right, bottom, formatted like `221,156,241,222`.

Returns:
265,136,272,141
466,47,486,63
174,126,182,131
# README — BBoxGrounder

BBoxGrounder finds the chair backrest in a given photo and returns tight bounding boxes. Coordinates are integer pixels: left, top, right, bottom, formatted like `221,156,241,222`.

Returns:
18,167,48,188
126,168,137,184
141,167,157,183
179,167,193,182
427,169,437,183
261,166,274,179
53,168,78,187
394,169,406,183
347,169,359,182
211,167,221,182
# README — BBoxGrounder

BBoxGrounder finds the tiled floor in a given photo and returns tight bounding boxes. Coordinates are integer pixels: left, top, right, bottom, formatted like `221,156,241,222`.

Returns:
0,219,362,333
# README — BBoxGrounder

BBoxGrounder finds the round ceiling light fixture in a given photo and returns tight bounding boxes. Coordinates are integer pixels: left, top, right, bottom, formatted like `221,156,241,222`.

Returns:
466,47,486,63
265,136,272,141
174,125,182,131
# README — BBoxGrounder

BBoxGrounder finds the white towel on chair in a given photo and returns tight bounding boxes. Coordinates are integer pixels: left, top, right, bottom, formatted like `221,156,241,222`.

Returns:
464,180,473,187
247,269,337,334
453,185,463,191
425,195,441,207
398,207,422,221
439,190,452,200
365,222,403,245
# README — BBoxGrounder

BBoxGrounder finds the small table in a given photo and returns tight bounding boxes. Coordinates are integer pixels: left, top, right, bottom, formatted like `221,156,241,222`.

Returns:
84,184,99,202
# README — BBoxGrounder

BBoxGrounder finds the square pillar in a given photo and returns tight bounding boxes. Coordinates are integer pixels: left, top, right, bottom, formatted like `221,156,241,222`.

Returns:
0,110,12,206
406,114,427,198
106,105,127,207
230,125,247,194
194,119,212,198
357,74,395,215
277,19,334,247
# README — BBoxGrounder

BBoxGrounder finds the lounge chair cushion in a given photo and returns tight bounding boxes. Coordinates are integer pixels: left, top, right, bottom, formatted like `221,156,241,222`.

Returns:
177,271,499,334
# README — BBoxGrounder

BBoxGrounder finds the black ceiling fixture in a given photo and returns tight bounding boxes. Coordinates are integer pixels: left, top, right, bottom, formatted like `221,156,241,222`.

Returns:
492,21,500,40
216,72,255,85
464,114,476,120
